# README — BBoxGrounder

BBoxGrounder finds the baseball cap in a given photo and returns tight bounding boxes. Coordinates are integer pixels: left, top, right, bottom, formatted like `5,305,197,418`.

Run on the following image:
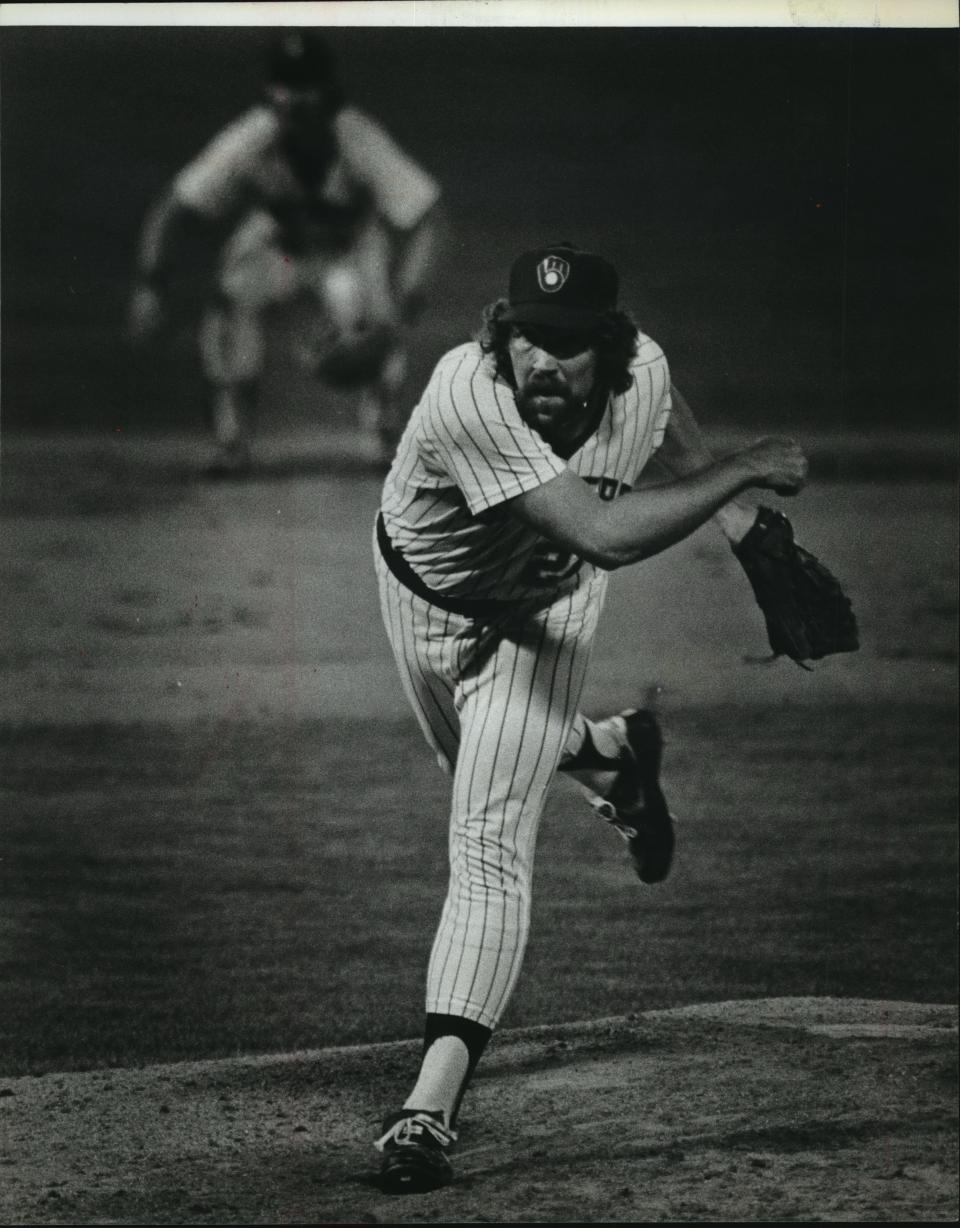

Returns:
502,243,619,330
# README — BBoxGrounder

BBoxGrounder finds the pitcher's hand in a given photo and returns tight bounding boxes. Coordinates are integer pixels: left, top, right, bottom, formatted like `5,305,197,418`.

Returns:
740,436,808,496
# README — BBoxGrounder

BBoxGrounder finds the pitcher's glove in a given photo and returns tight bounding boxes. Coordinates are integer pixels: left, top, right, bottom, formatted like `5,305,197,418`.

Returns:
732,506,859,667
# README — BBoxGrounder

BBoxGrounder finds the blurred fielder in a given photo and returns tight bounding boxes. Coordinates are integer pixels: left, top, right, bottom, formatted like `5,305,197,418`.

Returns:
371,241,811,1193
127,30,444,474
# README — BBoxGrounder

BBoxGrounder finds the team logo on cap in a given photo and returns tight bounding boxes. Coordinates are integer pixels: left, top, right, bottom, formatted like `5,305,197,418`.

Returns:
537,255,570,293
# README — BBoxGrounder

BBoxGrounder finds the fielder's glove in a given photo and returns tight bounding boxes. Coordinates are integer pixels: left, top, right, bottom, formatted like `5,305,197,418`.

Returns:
732,506,859,668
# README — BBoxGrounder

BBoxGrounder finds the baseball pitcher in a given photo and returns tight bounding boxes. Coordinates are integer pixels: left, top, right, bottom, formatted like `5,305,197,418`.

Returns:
371,241,855,1193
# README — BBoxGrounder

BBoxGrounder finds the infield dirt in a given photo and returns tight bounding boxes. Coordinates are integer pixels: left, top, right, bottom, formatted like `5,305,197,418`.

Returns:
1,998,956,1223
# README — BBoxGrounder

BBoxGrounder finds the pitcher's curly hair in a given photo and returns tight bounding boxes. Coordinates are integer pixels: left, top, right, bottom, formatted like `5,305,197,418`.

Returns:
477,299,640,396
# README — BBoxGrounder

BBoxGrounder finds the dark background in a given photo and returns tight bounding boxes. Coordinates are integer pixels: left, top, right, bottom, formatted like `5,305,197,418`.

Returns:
1,23,957,435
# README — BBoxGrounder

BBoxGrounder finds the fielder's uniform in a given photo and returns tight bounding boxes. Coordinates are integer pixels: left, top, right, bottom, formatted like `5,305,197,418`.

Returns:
375,336,671,1029
171,103,440,392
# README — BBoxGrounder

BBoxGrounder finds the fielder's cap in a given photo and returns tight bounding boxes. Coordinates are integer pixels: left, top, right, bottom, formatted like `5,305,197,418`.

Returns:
267,30,339,89
502,243,619,330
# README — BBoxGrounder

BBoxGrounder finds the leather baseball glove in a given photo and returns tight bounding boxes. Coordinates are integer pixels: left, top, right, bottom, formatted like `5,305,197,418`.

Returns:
732,506,859,667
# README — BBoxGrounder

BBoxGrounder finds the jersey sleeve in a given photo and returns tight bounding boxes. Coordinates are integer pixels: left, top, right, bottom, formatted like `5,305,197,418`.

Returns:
172,107,274,219
424,350,566,516
651,372,671,452
334,107,440,231
629,335,672,479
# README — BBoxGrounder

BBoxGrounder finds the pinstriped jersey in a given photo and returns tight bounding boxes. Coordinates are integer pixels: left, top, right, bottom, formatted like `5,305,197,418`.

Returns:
380,335,672,604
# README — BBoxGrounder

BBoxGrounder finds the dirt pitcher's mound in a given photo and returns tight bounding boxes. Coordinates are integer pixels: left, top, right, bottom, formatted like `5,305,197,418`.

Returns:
2,998,956,1225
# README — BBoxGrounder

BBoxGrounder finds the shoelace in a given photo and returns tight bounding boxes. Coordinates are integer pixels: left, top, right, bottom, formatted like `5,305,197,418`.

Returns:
592,795,679,841
374,1112,458,1152
589,794,640,837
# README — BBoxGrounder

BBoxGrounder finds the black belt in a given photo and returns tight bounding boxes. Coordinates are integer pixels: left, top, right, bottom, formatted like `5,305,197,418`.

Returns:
376,513,509,620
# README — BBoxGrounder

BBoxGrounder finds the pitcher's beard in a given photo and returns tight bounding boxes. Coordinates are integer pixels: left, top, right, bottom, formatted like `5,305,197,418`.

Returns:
516,382,577,433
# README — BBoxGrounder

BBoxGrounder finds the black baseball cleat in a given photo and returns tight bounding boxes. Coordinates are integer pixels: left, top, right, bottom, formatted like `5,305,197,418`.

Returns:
374,1110,456,1194
590,708,675,884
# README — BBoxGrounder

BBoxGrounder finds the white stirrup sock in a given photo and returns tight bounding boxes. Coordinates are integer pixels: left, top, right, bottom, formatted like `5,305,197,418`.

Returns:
402,1035,470,1126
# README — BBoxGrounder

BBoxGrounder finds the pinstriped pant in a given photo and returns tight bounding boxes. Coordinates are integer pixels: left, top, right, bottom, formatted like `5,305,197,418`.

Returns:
375,546,608,1030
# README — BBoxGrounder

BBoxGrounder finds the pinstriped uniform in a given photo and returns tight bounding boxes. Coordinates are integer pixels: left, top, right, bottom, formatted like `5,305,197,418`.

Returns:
375,335,671,1029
